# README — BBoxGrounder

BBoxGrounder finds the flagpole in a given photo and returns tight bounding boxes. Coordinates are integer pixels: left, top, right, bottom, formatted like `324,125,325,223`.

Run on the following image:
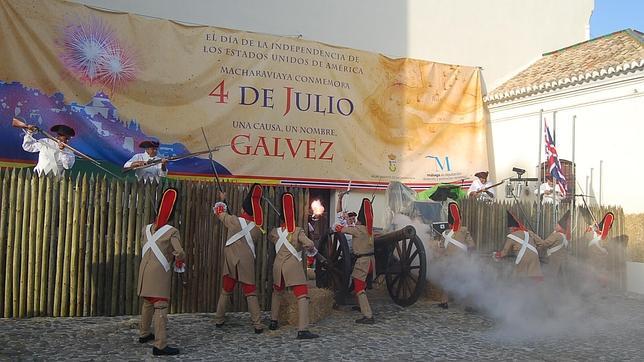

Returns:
572,115,577,236
536,110,544,234
552,111,557,232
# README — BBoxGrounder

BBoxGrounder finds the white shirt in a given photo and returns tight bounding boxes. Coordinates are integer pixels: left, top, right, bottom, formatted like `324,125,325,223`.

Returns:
124,152,168,182
535,182,563,204
468,178,495,199
22,132,75,176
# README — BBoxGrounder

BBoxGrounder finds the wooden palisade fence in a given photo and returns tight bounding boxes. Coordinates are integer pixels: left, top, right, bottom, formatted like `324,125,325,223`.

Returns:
459,198,628,289
0,168,309,318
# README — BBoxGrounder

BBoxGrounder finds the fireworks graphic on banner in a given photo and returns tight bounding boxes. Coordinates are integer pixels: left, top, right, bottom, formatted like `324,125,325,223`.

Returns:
58,17,137,92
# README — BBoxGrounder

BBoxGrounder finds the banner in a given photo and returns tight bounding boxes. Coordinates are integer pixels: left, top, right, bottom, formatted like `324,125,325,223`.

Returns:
0,0,489,189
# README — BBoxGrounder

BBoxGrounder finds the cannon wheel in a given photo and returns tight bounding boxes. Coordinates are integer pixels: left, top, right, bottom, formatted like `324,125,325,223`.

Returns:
384,234,426,306
315,232,352,304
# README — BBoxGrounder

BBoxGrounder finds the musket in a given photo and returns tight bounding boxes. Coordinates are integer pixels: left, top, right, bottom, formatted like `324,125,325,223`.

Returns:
575,181,599,226
200,127,224,192
122,149,218,172
12,117,123,179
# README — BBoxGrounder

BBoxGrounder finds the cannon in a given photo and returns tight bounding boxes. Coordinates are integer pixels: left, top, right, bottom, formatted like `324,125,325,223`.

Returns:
315,225,427,307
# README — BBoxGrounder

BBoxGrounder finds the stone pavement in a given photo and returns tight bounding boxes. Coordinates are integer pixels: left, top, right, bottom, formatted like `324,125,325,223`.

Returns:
1,289,643,361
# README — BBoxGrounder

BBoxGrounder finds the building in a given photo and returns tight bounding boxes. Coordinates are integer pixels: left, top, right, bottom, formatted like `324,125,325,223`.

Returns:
486,29,644,213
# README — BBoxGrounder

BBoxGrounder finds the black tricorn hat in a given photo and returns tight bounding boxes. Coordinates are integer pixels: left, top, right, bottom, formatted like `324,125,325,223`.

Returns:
474,171,488,179
50,124,75,137
139,140,160,149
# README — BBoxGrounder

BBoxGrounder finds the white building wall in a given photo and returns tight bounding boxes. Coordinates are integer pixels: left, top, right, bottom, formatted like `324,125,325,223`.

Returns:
71,0,593,90
488,72,644,213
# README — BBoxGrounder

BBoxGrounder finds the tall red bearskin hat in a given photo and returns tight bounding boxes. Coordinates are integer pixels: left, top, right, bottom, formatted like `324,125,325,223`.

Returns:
242,183,264,227
155,188,178,227
557,210,572,240
357,198,373,236
506,210,525,230
280,192,296,233
597,212,614,240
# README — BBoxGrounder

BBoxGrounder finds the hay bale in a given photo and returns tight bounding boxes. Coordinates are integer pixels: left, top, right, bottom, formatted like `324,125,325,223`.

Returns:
277,287,334,326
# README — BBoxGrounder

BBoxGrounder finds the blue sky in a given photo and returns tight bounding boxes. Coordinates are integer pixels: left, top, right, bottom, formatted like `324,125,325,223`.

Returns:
590,0,644,37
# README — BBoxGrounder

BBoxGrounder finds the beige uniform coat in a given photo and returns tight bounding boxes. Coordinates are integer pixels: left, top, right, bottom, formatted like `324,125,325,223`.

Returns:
343,225,375,281
218,213,262,285
137,224,185,299
442,226,475,257
268,227,314,287
582,230,609,272
542,231,567,276
500,230,543,278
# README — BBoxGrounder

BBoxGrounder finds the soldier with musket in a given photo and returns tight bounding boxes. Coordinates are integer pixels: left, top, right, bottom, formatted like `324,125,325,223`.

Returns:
21,123,76,176
137,188,185,356
268,192,320,339
540,210,571,280
212,184,265,333
337,198,376,324
435,202,476,309
494,211,544,282
581,211,614,287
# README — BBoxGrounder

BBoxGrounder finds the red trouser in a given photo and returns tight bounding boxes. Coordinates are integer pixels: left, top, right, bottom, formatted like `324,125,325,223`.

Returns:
144,296,168,303
223,275,256,295
273,275,308,297
353,260,374,293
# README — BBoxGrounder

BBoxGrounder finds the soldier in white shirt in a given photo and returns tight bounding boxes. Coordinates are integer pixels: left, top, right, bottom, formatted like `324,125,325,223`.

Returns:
535,176,563,204
467,171,495,200
22,124,76,176
124,140,168,182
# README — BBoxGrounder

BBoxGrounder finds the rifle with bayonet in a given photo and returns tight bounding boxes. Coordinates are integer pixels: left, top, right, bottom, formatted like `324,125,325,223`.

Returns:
122,149,223,172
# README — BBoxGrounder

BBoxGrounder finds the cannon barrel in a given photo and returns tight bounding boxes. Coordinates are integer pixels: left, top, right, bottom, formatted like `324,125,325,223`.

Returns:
374,225,416,246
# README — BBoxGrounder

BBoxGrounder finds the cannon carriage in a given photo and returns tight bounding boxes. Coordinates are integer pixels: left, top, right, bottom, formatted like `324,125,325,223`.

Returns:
315,225,427,307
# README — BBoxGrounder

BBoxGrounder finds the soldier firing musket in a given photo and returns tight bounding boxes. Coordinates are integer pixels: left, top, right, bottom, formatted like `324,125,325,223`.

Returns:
12,117,121,178
468,171,503,200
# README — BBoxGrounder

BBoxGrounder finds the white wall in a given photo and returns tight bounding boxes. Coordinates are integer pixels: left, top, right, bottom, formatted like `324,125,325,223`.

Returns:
488,71,644,213
70,0,593,90
627,262,644,295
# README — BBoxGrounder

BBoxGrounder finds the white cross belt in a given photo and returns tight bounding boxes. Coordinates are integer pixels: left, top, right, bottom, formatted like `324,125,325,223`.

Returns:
588,232,608,254
547,233,569,257
143,224,173,272
225,218,256,257
508,231,538,265
275,228,302,262
442,230,468,252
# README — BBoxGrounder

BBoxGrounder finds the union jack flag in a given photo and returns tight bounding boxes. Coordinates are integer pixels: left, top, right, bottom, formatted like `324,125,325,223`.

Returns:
544,122,567,196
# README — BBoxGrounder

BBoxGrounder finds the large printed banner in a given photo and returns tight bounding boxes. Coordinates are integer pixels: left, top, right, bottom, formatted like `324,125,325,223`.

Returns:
0,0,488,189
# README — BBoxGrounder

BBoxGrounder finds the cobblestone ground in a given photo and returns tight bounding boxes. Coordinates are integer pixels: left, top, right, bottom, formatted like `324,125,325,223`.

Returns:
1,288,643,361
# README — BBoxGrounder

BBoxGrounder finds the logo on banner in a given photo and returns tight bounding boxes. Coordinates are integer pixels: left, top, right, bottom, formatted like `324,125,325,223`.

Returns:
388,154,397,172
426,155,451,171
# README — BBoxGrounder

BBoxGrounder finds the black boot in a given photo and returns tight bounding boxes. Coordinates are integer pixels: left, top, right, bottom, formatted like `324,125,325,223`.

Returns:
355,316,375,324
269,320,278,330
254,327,263,334
437,302,449,309
296,330,319,339
152,346,180,356
138,334,154,343
215,322,224,328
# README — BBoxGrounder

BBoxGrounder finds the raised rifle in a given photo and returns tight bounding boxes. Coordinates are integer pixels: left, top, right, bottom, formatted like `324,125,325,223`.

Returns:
12,117,122,179
122,149,218,172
